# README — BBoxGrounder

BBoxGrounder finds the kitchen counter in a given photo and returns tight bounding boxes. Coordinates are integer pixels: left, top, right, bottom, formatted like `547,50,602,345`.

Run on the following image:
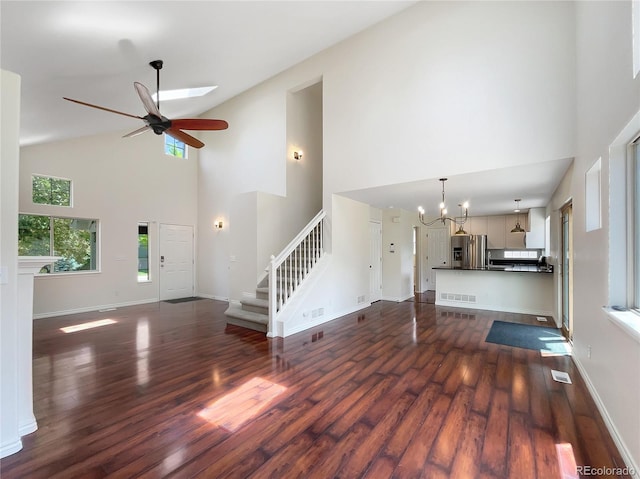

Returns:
434,267,554,317
433,265,552,273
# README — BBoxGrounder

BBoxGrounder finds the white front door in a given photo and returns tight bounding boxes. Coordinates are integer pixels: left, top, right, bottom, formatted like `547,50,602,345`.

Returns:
426,226,450,289
159,224,194,301
369,221,383,302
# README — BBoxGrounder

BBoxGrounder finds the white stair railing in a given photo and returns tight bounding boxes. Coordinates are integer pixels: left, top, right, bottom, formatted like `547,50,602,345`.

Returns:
268,210,326,334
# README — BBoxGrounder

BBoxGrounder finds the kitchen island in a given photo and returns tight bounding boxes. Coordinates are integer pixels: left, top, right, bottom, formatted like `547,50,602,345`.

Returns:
433,266,554,318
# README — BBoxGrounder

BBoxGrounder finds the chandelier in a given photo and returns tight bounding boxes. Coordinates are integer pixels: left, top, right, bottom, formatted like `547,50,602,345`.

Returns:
417,178,469,230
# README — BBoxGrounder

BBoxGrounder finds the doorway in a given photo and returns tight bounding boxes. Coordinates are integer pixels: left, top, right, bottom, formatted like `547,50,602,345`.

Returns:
159,224,194,301
426,226,450,290
369,221,382,302
561,202,573,340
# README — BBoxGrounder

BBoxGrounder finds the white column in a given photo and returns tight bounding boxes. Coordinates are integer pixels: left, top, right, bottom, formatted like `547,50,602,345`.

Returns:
17,257,60,436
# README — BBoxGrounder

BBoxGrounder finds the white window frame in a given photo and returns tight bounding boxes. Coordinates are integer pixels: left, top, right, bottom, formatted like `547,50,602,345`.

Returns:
164,135,188,159
18,213,100,275
606,110,640,342
32,174,72,207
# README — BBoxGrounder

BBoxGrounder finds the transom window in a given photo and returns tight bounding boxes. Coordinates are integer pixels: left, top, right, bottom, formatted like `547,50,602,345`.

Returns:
18,214,98,274
32,175,71,206
165,135,187,158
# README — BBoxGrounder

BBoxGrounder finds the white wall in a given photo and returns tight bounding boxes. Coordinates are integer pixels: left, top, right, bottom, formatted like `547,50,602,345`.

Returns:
19,131,198,316
1,70,23,457
197,79,322,301
561,0,640,469
197,0,576,307
322,0,575,195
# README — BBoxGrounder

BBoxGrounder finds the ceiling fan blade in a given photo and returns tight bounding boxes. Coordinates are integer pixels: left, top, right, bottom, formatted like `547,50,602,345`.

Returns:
63,97,143,120
171,119,229,131
134,82,162,117
166,128,205,149
123,125,151,138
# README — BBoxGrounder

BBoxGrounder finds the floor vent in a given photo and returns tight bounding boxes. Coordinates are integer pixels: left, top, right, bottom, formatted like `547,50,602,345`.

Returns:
440,292,477,303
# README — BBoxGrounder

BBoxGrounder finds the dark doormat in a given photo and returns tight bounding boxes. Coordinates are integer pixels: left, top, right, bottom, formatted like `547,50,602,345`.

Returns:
164,297,205,304
485,320,570,355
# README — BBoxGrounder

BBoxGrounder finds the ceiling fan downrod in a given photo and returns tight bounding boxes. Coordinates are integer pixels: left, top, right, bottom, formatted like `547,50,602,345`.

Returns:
149,60,163,110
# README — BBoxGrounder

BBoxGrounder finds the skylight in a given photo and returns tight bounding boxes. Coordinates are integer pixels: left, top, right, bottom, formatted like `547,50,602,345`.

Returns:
152,86,217,102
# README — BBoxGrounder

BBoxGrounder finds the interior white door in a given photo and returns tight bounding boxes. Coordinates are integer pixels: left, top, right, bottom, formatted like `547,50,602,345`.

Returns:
369,221,383,302
159,224,194,301
426,226,450,289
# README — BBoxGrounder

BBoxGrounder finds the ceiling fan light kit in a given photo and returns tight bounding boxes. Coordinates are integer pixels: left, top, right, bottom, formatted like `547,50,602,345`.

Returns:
62,59,228,149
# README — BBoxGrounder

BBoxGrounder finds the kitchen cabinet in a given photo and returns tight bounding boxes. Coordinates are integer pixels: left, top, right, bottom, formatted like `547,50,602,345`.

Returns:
487,216,506,248
470,216,488,236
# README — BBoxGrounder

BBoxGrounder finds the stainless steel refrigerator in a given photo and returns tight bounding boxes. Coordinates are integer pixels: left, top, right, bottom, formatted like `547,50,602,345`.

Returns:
451,234,487,269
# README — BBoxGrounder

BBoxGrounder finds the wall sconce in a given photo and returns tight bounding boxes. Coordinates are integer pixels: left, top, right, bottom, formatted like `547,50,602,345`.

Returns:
293,150,303,161
213,220,223,230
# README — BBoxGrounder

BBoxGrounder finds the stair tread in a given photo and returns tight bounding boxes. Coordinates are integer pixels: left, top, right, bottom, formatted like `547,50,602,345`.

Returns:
224,305,268,324
241,297,268,308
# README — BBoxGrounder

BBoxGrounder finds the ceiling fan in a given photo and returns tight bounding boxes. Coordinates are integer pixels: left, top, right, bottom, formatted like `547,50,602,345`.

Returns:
63,60,228,149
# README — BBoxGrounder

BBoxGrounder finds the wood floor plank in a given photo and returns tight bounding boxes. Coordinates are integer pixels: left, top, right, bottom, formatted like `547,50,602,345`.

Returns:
0,298,629,479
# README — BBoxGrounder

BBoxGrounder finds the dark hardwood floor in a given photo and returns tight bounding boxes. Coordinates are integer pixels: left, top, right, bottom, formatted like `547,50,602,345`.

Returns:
0,296,630,478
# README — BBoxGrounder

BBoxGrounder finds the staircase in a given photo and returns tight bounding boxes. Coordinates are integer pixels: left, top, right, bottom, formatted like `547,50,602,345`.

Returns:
224,288,270,333
225,211,326,335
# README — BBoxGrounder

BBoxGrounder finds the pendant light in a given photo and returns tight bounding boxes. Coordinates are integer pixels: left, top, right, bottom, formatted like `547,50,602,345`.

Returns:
511,199,525,233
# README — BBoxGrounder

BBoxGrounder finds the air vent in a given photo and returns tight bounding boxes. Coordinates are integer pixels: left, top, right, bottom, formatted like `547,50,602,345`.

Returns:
440,292,477,304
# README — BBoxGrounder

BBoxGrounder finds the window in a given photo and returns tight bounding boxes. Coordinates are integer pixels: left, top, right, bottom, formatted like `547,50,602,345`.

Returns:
633,139,640,309
165,135,187,158
138,222,149,282
18,214,98,273
607,112,640,340
32,175,71,206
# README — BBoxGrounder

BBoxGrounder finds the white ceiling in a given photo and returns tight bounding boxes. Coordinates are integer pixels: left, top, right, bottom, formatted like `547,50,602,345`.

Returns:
339,158,574,217
1,1,573,217
1,0,415,146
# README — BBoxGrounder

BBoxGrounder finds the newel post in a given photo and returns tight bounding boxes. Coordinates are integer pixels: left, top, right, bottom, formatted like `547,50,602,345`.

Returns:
267,255,276,337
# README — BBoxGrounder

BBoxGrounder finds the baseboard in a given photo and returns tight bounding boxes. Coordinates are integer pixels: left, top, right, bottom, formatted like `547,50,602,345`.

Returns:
33,298,160,319
381,293,414,303
197,293,229,302
280,302,370,337
572,355,639,473
18,419,37,436
0,438,22,459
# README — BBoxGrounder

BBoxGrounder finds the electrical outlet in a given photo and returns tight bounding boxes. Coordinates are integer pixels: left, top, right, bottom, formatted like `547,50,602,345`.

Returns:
587,345,592,359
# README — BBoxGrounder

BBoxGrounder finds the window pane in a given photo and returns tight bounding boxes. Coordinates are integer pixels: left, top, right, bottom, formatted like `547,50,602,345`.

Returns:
138,223,149,281
32,175,71,206
164,135,187,158
52,218,97,272
18,214,51,255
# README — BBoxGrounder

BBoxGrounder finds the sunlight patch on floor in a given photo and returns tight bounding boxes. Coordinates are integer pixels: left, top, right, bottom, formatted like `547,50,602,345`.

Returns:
60,318,117,333
556,443,579,479
197,377,287,432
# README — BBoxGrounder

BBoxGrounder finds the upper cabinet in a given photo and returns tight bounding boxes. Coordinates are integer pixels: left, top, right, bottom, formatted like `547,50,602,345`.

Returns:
487,216,506,248
452,211,545,250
